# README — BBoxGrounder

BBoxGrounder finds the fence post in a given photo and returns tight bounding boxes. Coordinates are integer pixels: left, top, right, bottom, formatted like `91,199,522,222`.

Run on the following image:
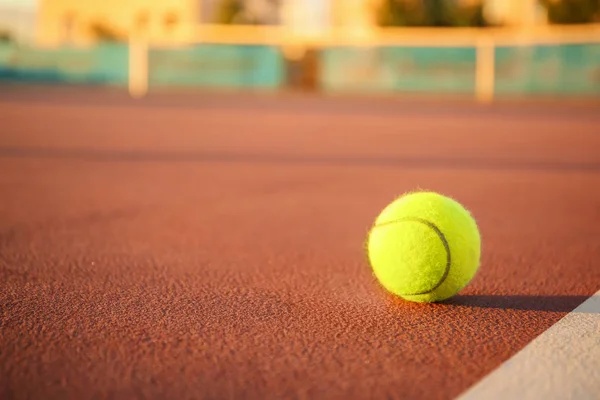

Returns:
475,34,495,104
128,37,148,98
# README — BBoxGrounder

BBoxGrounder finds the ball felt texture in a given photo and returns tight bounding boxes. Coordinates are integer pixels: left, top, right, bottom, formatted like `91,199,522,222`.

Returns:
366,191,481,303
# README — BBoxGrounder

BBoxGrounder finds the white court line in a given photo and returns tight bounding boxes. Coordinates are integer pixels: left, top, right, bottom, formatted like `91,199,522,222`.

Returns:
457,290,600,400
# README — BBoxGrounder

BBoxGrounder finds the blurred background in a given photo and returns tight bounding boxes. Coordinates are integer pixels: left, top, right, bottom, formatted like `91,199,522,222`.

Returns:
0,0,599,100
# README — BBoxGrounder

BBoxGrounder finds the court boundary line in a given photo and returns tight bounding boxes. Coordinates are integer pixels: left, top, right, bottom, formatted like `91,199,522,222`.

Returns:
456,289,600,400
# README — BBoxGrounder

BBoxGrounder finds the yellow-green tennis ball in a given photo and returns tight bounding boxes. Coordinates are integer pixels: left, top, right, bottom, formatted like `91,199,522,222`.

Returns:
366,191,481,303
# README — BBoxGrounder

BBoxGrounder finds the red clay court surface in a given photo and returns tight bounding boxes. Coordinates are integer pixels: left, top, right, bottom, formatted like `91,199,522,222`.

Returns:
1,86,600,400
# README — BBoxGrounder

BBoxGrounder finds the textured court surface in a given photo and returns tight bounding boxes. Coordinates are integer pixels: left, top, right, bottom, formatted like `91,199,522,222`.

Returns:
1,87,600,400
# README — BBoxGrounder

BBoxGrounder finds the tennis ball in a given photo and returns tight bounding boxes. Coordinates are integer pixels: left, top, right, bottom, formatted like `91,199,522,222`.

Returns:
366,191,481,303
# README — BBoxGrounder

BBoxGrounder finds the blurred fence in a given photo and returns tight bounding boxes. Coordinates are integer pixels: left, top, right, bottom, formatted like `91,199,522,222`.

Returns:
1,24,599,101
320,42,600,96
148,44,284,89
320,46,478,94
0,43,128,85
494,43,600,95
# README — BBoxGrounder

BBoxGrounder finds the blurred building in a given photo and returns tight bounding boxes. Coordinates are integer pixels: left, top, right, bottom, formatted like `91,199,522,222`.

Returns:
37,0,332,45
483,0,548,26
0,3,37,43
36,0,295,46
35,0,554,47
330,0,378,28
279,0,330,37
36,0,200,46
199,0,282,24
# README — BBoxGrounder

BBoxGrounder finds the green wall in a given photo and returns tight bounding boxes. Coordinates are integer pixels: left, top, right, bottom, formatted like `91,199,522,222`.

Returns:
148,44,285,89
1,41,598,96
0,43,129,84
320,46,477,94
319,43,600,96
494,43,600,95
